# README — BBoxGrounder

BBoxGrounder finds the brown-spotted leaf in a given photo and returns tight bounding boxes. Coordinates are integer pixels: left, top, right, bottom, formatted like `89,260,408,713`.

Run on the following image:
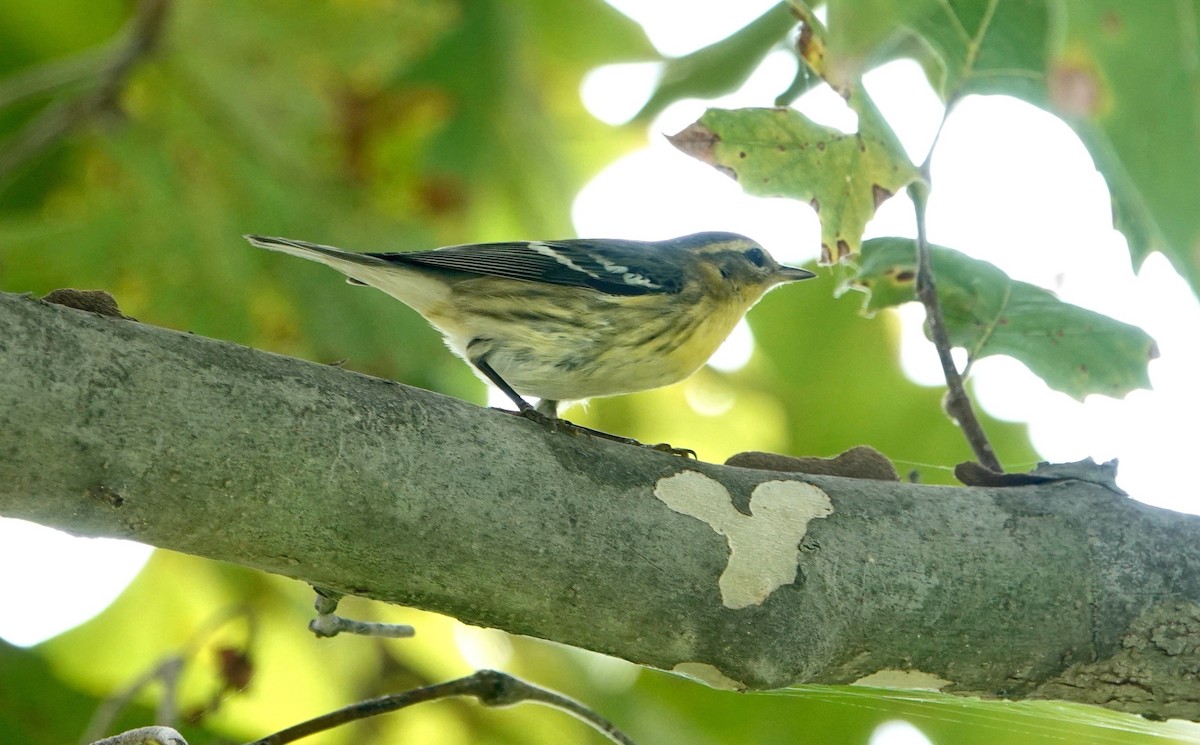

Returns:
669,107,918,263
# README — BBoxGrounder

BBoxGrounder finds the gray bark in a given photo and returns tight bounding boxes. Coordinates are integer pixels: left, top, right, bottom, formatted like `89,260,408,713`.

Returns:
1,291,1198,721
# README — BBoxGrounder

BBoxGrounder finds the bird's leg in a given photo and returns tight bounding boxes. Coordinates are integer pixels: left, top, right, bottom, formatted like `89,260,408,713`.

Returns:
473,357,557,426
472,358,694,457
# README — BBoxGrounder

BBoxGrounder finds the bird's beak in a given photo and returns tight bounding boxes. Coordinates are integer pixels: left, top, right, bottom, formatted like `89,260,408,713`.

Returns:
776,266,817,282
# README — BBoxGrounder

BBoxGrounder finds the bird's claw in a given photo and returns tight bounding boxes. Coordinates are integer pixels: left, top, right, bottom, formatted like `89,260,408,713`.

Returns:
649,442,697,459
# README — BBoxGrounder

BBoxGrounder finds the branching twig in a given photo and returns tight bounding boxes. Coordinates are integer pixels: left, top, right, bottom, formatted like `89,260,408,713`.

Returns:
308,587,415,639
79,606,256,744
909,110,1003,472
902,1,1006,472
0,0,171,182
247,669,636,745
80,657,186,745
0,46,112,110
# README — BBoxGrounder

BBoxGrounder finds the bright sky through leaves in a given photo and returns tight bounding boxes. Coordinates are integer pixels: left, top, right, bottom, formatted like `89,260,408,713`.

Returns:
574,14,1200,518
2,1,1199,679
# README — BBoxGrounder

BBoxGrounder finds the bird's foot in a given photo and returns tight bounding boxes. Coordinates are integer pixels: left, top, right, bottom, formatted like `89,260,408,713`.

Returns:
647,442,698,459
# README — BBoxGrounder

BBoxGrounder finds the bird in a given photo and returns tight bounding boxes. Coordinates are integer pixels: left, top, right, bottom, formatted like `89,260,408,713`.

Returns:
246,232,814,446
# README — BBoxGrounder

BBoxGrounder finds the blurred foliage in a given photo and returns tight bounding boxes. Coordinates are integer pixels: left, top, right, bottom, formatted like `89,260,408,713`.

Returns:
7,554,1195,745
1,0,1196,744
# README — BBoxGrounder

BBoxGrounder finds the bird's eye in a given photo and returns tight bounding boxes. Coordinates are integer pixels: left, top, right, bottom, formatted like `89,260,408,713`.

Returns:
745,247,767,267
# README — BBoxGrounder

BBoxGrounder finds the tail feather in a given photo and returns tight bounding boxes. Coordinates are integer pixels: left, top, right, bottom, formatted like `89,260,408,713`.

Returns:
244,235,393,269
244,234,451,313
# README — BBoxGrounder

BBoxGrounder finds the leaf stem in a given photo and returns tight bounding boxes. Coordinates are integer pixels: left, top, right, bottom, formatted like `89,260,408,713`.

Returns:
910,110,1003,472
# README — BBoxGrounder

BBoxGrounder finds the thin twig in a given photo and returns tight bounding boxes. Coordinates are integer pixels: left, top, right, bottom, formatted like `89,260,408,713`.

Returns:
309,587,415,639
80,605,256,744
909,108,1003,472
79,657,185,745
87,726,187,745
0,0,171,182
0,45,113,110
247,669,636,745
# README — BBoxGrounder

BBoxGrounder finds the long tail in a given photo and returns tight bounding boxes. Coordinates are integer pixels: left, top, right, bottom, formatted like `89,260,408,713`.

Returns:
245,234,450,312
244,235,394,271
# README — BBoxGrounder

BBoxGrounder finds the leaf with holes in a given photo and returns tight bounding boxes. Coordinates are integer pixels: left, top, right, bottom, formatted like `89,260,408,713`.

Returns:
669,106,917,263
849,238,1158,400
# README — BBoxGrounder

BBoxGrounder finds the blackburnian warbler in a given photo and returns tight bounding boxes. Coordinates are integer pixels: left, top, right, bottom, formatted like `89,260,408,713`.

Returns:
246,232,814,430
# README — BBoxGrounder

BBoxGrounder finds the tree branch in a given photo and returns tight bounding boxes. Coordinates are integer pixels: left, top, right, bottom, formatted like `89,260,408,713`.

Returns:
2,291,1199,721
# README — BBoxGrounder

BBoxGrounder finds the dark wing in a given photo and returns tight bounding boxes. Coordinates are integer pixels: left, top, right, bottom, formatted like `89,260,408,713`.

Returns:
366,239,685,296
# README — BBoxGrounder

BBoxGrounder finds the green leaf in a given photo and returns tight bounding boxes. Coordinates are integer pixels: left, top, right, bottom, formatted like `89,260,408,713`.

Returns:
901,0,1053,101
669,105,918,261
1049,1,1200,293
824,0,942,84
851,238,1158,400
817,1,1200,296
637,2,798,121
799,0,1052,101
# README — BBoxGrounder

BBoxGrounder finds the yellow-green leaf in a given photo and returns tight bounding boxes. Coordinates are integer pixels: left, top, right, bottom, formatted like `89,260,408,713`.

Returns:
637,3,798,121
669,106,918,262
